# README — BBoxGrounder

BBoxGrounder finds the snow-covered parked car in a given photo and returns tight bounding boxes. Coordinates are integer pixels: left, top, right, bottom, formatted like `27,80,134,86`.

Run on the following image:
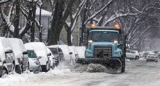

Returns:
8,38,29,74
75,46,85,58
50,45,71,64
146,52,158,62
0,37,15,77
143,51,153,58
68,46,79,65
25,42,51,72
158,52,160,58
47,45,64,66
126,49,140,60
46,47,56,69
24,45,42,73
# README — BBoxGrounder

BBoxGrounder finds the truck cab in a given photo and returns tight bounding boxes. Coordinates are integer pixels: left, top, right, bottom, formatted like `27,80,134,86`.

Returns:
77,22,126,73
85,29,122,58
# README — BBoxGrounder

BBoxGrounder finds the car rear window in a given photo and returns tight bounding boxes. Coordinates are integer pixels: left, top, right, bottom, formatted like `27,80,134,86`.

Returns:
49,48,58,54
27,50,37,58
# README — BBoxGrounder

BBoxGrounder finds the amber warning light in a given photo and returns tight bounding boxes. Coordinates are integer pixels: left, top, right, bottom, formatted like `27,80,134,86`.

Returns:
90,21,96,28
114,22,121,29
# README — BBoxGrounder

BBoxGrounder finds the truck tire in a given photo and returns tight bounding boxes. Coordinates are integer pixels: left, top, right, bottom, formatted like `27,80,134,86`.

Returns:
121,57,125,73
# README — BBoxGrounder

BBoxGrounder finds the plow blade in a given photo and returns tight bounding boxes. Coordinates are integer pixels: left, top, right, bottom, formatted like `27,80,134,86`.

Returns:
76,58,123,74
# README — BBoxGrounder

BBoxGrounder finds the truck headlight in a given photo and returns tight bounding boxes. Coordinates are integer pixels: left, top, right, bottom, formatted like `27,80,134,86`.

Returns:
115,51,121,55
88,40,93,43
85,51,92,55
114,40,118,44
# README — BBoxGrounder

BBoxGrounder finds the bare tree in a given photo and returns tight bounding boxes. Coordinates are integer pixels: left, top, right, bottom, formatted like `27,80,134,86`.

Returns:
48,0,75,45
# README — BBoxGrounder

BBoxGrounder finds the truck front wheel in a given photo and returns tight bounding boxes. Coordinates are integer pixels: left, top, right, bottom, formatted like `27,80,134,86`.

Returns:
121,57,125,73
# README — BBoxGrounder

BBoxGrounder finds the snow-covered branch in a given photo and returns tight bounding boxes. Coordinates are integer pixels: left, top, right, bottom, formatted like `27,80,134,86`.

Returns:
0,0,11,4
130,26,150,46
84,0,114,24
102,12,138,26
1,6,15,33
65,0,87,32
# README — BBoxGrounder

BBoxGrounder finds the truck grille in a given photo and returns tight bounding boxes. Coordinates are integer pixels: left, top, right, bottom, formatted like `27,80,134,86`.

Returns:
94,46,112,58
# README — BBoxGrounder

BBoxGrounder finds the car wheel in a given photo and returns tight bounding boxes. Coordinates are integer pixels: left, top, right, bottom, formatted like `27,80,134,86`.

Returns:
121,57,125,73
12,62,15,73
135,56,139,60
0,67,8,77
37,65,42,73
26,62,30,71
15,65,22,74
41,62,50,72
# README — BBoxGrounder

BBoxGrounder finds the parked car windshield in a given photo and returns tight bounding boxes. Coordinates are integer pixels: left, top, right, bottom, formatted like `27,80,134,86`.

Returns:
27,50,37,58
49,48,58,54
90,31,119,42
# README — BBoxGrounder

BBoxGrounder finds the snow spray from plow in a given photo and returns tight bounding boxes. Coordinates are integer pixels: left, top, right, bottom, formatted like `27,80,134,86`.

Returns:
76,58,123,74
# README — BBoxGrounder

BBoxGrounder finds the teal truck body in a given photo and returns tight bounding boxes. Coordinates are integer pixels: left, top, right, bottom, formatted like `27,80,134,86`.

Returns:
77,26,126,73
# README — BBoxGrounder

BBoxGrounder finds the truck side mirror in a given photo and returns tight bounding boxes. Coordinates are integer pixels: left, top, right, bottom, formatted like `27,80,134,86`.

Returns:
5,49,13,54
47,53,51,56
23,51,28,54
117,44,122,48
69,52,73,55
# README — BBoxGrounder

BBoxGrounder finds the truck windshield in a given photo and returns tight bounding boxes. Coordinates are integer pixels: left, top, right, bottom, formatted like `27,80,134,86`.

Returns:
90,31,119,42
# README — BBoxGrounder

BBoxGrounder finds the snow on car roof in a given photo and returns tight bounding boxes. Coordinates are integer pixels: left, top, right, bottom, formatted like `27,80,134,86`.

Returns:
9,38,27,58
25,42,47,57
0,37,11,60
52,45,70,54
75,46,85,58
9,38,26,53
47,45,59,48
68,46,78,54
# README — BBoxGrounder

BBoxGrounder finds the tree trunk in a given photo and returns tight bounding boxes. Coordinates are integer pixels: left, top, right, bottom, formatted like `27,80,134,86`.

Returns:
67,28,72,46
13,0,20,38
48,1,65,45
79,0,89,46
39,6,42,42
48,0,75,45
30,2,36,42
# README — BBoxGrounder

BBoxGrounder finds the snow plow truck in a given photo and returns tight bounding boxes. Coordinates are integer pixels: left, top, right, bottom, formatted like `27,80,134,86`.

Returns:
77,22,126,73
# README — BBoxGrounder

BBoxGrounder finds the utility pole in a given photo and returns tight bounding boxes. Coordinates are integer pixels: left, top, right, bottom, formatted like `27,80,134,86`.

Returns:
38,0,47,42
38,3,43,42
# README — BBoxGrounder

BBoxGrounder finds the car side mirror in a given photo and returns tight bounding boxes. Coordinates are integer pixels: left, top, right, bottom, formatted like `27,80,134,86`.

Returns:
23,51,28,54
69,52,73,55
47,53,51,56
37,56,42,59
59,52,63,55
117,44,122,48
5,49,13,54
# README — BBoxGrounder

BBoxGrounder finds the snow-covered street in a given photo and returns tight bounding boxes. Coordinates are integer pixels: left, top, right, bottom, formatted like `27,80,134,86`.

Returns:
0,58,160,86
